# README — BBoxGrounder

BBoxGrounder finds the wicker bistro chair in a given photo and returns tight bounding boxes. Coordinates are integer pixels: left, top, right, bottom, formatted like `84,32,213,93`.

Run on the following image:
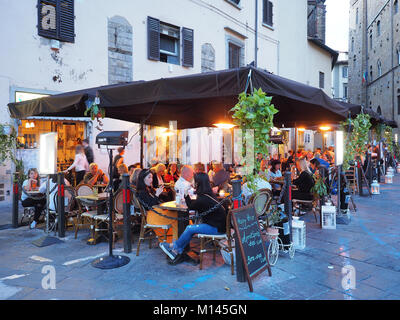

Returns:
73,183,98,239
20,188,46,226
247,188,273,217
47,186,77,234
132,193,172,256
197,210,235,275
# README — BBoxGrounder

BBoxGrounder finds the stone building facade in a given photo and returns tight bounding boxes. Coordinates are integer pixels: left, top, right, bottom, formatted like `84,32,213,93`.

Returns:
348,0,400,133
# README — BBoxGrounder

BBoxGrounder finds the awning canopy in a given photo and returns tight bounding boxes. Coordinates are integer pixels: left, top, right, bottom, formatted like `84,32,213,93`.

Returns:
8,66,361,129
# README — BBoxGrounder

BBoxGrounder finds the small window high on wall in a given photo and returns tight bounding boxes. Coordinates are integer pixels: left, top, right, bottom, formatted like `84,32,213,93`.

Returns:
263,0,274,27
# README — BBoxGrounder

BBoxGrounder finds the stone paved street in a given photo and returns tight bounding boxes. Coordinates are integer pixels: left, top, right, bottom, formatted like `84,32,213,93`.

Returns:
0,176,399,300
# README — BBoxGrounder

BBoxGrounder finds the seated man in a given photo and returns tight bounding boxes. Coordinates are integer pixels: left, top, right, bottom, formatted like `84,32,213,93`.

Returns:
83,163,109,187
211,162,231,193
174,165,194,201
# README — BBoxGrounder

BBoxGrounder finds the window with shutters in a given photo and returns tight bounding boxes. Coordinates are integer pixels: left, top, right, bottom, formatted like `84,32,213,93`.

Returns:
342,66,348,78
225,0,241,7
147,17,193,67
343,84,348,99
263,0,274,27
395,0,399,14
37,0,75,43
319,72,325,89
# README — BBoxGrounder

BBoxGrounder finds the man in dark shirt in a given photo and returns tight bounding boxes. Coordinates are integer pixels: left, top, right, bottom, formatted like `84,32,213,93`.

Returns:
82,139,94,165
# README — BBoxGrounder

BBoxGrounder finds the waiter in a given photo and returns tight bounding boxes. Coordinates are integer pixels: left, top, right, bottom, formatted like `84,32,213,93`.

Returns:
82,138,94,165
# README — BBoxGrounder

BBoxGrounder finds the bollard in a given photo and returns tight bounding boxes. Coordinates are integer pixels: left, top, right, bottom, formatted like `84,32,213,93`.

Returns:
57,172,65,238
122,174,132,253
283,171,293,242
12,173,19,228
356,158,364,196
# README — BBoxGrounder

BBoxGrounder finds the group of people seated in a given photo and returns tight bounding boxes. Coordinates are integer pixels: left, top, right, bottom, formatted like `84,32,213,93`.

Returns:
251,147,333,203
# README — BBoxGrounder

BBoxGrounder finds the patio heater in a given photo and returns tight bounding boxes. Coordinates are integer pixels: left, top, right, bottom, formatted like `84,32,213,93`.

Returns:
32,132,64,247
92,131,130,269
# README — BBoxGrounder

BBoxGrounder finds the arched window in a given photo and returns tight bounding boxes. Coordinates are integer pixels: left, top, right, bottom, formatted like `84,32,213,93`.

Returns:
377,60,382,77
356,8,359,25
370,65,373,81
377,106,382,115
377,21,381,36
397,44,400,65
351,37,354,52
370,30,373,49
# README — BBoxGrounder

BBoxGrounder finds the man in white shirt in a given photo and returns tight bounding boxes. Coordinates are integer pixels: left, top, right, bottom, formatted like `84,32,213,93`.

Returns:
174,165,194,198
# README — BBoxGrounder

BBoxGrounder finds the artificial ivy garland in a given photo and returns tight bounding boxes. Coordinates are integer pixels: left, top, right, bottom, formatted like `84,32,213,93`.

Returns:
230,88,278,190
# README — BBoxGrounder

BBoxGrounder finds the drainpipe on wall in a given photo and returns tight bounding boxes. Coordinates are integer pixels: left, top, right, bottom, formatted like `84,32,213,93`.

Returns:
391,0,395,121
255,0,258,68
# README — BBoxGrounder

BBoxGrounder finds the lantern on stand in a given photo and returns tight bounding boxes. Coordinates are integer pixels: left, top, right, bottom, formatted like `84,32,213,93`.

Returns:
387,167,395,175
321,201,336,229
291,217,306,249
371,180,380,194
396,164,400,174
385,174,393,184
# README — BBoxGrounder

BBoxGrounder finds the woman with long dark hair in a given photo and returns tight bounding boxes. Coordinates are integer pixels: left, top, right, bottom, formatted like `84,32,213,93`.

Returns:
21,168,46,229
136,169,178,243
159,172,226,264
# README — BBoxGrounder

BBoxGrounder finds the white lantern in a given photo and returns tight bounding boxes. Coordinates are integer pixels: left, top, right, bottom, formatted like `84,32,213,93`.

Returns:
371,180,380,194
321,203,336,229
387,167,395,175
292,217,306,249
397,164,400,174
385,174,393,184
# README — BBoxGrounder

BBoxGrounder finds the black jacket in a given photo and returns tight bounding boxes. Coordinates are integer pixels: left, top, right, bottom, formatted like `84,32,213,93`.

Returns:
84,146,94,165
152,173,165,189
293,171,314,194
185,194,226,233
136,188,161,208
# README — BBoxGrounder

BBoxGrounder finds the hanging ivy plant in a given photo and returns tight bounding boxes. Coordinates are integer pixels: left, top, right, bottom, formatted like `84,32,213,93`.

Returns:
340,113,371,171
230,88,279,190
0,123,17,165
84,100,106,131
374,123,385,142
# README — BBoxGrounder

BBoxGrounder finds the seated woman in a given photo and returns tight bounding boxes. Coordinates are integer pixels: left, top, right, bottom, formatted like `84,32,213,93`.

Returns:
152,163,173,202
292,158,315,201
130,168,142,190
164,162,179,183
269,160,283,197
159,173,226,264
21,168,46,229
135,169,178,243
83,163,109,187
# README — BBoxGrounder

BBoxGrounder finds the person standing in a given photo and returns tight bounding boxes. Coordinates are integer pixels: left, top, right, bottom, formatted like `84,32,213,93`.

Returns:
112,147,125,186
65,145,89,186
82,139,94,165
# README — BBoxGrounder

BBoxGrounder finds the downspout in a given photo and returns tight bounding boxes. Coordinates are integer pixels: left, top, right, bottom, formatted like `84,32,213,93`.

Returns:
365,0,369,109
391,0,395,121
255,0,258,67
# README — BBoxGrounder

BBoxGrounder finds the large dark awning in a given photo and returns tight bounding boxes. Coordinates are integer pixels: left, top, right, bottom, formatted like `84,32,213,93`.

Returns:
8,66,360,129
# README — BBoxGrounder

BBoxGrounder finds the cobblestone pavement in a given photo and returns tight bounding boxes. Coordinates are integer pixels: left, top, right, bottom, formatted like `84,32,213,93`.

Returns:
0,175,399,300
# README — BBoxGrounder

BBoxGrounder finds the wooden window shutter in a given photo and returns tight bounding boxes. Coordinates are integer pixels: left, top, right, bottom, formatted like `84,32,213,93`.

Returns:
59,0,75,43
148,16,160,61
37,0,58,40
37,0,74,43
182,27,194,67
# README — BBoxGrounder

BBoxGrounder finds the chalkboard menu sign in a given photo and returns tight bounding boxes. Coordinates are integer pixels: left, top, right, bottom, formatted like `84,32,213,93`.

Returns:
231,204,271,292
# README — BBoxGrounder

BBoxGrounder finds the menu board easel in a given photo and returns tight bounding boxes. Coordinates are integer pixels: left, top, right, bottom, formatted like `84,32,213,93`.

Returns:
231,204,272,292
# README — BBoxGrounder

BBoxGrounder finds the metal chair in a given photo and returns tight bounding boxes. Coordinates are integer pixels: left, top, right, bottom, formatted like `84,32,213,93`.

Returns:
197,210,235,275
292,195,319,223
132,193,172,256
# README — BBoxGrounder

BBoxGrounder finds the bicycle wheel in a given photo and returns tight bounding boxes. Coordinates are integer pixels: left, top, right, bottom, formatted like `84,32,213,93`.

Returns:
267,239,279,266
